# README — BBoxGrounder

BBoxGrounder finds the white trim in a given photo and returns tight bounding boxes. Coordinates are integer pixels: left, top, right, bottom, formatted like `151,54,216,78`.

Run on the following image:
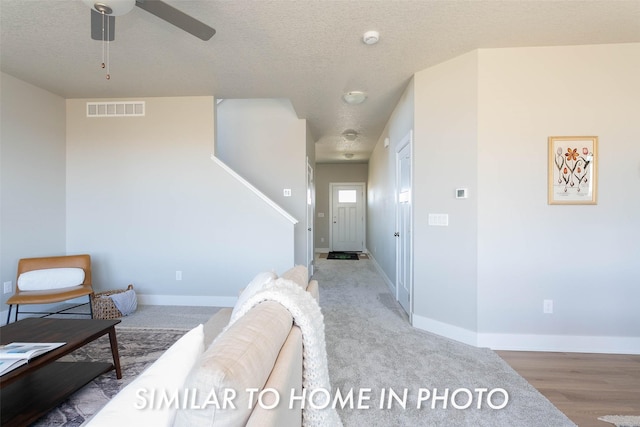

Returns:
412,313,478,347
211,155,298,225
411,313,640,355
137,293,236,307
478,333,640,355
315,248,330,253
395,130,413,317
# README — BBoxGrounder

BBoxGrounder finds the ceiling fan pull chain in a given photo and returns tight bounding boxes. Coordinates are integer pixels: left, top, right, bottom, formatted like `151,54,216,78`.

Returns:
106,14,110,80
101,11,106,69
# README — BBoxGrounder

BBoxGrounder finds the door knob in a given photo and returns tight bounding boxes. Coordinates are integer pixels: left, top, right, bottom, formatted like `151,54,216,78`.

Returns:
308,228,312,231
394,232,400,237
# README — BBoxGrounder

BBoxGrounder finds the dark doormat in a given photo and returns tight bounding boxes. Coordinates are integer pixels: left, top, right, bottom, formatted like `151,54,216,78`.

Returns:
327,251,359,260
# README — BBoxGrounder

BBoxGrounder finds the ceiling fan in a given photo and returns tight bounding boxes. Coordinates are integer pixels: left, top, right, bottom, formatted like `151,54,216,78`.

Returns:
83,0,216,41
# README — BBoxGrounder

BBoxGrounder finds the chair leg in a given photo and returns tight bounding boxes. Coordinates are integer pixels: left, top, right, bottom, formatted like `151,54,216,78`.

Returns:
6,305,11,325
14,305,19,322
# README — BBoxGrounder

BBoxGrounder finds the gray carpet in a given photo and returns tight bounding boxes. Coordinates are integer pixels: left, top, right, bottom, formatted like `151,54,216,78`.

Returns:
28,257,575,426
314,256,576,426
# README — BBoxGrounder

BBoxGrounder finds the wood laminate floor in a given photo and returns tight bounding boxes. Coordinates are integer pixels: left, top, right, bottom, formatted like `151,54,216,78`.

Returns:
497,351,640,427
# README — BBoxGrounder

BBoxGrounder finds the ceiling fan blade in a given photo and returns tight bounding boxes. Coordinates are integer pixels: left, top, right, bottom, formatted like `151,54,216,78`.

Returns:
90,9,115,41
135,0,216,41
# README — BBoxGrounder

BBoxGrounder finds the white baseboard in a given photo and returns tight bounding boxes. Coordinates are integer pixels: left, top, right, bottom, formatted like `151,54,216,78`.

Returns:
478,333,640,355
137,294,236,307
412,313,640,355
412,314,478,347
315,248,330,253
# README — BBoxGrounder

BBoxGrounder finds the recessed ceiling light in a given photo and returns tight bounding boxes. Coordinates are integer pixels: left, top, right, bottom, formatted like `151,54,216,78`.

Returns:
342,129,358,141
363,30,380,45
342,91,367,105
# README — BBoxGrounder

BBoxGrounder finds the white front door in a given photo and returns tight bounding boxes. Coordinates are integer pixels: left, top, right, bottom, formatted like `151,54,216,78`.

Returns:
330,183,365,252
396,131,413,316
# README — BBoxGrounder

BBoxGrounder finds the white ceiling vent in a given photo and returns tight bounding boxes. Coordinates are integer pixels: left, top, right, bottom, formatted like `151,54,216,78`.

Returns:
86,101,145,117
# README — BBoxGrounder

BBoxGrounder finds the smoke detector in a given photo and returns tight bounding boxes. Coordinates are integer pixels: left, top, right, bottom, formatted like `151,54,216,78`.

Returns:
363,31,380,45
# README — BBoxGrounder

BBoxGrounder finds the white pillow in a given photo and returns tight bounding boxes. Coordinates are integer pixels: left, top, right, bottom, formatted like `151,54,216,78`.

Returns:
231,271,277,318
84,324,205,427
18,268,85,291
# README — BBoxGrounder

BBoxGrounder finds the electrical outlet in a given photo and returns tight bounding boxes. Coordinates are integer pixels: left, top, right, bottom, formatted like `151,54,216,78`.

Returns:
543,299,553,314
283,189,292,197
176,271,182,281
4,281,12,294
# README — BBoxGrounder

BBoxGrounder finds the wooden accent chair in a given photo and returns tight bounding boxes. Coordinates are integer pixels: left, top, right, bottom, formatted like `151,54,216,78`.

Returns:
6,254,94,324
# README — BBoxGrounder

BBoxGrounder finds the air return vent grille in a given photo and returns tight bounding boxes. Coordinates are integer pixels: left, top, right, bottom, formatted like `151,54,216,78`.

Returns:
86,101,145,117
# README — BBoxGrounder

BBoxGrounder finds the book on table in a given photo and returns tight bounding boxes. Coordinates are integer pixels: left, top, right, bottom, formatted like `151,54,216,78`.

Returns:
0,342,65,376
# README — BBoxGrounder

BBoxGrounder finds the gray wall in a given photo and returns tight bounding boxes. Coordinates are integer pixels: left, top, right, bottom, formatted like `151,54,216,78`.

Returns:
215,99,309,266
1,73,67,314
65,96,295,303
315,163,368,250
367,79,415,285
475,44,640,347
368,43,640,353
413,51,479,339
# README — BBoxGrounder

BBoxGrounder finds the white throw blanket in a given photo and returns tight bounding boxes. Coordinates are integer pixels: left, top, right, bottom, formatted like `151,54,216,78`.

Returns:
228,278,343,427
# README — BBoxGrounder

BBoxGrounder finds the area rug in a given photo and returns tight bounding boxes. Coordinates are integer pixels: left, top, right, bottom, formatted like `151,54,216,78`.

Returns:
31,328,186,426
598,415,640,427
327,251,359,260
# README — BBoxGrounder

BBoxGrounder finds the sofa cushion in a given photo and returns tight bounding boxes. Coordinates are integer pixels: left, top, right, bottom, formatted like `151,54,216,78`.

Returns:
280,265,308,290
231,271,277,319
85,324,205,427
18,268,85,291
174,301,293,427
203,308,232,348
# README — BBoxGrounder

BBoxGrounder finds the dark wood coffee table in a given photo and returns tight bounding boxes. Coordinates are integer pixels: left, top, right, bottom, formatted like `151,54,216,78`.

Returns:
0,318,122,427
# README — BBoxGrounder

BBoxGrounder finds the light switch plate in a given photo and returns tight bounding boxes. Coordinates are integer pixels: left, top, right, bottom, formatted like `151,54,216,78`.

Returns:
428,214,449,226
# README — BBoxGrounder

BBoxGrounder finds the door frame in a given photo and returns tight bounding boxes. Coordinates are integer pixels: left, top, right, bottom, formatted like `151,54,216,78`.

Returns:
306,159,315,277
395,130,413,319
329,182,366,252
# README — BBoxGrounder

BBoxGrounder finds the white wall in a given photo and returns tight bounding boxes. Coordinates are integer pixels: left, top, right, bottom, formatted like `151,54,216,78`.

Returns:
215,99,309,266
476,43,640,352
0,72,67,314
66,96,295,305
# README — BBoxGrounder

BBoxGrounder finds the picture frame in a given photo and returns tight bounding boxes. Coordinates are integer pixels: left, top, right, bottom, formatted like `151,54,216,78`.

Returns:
548,136,598,205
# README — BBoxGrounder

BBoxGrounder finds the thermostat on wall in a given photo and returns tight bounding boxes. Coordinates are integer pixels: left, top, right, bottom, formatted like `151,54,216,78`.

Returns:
456,188,468,199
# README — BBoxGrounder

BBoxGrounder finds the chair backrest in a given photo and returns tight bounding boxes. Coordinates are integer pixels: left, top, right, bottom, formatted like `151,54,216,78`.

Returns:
16,254,92,291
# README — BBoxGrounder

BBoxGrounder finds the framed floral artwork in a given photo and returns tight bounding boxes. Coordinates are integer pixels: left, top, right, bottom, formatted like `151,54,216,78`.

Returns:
548,136,598,205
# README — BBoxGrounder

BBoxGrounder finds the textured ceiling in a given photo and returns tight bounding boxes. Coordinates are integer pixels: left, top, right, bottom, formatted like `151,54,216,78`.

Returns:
1,1,639,162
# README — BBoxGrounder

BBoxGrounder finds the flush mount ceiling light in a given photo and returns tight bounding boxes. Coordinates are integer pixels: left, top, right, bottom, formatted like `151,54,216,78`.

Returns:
342,91,367,105
363,30,380,45
344,153,354,159
342,129,358,141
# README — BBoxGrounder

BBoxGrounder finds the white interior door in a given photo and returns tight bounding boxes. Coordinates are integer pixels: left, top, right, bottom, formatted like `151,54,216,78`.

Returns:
396,132,413,316
330,183,365,252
